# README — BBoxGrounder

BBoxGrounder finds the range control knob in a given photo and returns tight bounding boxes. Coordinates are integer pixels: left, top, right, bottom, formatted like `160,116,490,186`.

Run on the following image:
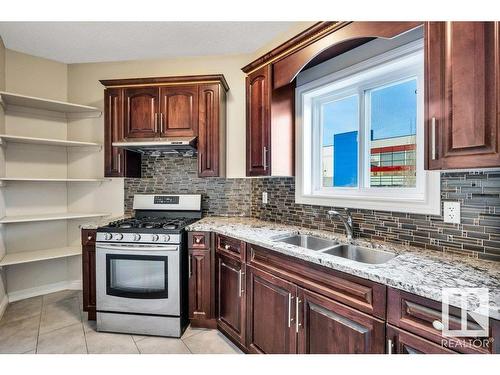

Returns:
163,235,171,242
133,234,141,241
104,233,112,241
151,234,159,242
114,233,124,241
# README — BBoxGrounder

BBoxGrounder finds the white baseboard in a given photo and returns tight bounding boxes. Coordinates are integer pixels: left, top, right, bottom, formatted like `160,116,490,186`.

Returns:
7,279,82,303
0,293,8,321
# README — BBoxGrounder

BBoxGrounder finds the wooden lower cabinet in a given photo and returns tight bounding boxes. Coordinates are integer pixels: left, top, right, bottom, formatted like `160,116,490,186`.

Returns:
81,229,96,320
216,252,246,346
188,248,215,327
297,288,385,354
387,325,456,354
246,265,297,354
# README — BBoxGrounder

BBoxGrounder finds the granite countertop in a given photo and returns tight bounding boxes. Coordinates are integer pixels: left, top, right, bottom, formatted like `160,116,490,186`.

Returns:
187,216,500,320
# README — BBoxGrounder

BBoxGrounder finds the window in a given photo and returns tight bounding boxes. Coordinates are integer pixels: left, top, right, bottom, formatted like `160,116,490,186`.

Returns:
296,40,440,214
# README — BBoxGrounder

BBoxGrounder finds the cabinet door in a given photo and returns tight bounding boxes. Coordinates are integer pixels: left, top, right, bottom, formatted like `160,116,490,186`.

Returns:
159,86,198,137
297,287,385,354
104,88,124,177
246,65,271,176
82,229,96,320
123,87,159,139
188,249,212,322
387,325,456,354
198,84,220,177
246,265,296,354
216,252,245,345
426,22,500,169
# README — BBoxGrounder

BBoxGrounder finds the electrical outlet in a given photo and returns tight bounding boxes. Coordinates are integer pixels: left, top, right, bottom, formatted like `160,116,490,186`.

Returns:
262,192,268,204
443,201,461,224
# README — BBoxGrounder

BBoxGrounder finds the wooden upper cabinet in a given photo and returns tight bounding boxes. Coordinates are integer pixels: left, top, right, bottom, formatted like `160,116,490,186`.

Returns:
426,22,500,169
159,86,198,137
123,87,159,139
104,88,141,177
297,287,385,354
198,84,225,177
246,65,271,176
100,75,229,178
104,88,123,177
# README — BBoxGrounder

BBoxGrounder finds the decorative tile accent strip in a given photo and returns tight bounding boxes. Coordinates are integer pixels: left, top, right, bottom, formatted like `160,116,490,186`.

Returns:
124,153,251,217
251,170,500,262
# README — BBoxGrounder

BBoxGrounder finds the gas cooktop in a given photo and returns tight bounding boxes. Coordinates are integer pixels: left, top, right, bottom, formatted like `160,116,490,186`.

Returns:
99,216,199,233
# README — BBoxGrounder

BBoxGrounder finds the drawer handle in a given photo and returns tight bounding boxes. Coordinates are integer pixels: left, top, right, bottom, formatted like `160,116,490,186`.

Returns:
432,320,444,331
224,244,230,250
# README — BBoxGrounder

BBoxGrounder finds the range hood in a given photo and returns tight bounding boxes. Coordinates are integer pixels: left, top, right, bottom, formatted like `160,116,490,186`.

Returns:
112,137,197,154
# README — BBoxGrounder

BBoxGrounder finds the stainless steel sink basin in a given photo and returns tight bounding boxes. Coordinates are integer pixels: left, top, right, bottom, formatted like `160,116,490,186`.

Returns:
275,234,339,251
321,244,396,264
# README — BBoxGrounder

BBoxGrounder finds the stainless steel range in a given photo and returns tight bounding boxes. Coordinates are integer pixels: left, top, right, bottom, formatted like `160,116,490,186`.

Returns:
95,194,201,337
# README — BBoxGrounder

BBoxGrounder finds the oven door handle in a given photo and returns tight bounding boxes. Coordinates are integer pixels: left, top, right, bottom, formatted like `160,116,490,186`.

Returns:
96,243,179,252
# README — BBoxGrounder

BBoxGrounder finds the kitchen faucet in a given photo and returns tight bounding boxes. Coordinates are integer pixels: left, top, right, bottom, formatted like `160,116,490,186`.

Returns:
327,208,354,241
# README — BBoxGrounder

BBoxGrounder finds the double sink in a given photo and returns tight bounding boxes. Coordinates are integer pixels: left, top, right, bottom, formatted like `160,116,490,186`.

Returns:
274,234,396,264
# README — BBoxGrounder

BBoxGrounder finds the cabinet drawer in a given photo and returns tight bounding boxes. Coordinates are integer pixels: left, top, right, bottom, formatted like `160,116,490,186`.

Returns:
216,234,245,260
81,229,96,246
246,243,386,319
387,288,499,354
188,232,210,249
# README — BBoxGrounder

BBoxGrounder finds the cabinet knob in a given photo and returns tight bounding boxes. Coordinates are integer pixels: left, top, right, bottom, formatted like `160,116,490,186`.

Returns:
195,237,201,244
224,244,230,250
432,320,444,331
87,236,92,241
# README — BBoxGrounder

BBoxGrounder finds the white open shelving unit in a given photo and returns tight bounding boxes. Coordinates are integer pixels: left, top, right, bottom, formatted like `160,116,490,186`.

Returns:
0,91,109,267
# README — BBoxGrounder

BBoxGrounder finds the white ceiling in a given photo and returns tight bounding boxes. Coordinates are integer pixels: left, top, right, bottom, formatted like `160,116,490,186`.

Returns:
0,22,296,64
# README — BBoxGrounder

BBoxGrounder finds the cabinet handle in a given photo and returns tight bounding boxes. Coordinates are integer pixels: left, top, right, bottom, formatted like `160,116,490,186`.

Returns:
431,117,437,160
87,236,93,241
224,244,230,250
387,338,393,354
288,293,293,328
159,113,164,134
154,113,159,133
296,298,301,333
117,153,121,174
195,237,201,244
188,254,192,278
238,270,243,297
263,146,268,170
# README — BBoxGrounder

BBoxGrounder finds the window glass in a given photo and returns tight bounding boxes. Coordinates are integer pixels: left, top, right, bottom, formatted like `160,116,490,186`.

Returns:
368,79,417,188
321,95,359,188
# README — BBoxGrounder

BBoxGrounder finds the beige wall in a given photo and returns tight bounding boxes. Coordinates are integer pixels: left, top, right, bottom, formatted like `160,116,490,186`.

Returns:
0,36,7,316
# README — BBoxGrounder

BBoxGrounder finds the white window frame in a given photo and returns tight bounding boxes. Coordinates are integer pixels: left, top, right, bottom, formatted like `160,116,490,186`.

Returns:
295,40,441,215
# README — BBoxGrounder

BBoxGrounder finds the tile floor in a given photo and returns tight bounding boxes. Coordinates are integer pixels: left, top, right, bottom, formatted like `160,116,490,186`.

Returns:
0,290,242,354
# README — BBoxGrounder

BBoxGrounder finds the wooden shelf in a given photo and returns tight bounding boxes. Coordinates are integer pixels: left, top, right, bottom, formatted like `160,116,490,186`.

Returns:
0,177,109,185
0,134,101,148
0,91,102,119
0,212,109,224
0,246,82,266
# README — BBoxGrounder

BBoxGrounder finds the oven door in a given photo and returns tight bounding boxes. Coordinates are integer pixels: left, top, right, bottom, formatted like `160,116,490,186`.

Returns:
96,242,180,316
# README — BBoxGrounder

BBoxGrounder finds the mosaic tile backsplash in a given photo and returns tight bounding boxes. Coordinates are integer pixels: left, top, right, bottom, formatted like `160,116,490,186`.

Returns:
124,154,500,261
124,153,251,217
